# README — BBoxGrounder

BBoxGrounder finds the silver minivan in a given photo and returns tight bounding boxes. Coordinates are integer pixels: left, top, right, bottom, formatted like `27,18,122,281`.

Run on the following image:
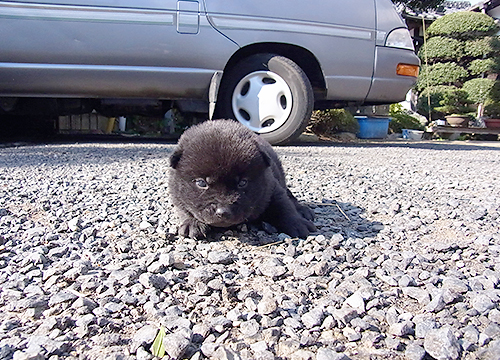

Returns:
0,0,419,143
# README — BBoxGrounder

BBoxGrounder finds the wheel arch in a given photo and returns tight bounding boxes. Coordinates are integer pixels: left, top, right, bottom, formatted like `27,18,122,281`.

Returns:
217,43,327,103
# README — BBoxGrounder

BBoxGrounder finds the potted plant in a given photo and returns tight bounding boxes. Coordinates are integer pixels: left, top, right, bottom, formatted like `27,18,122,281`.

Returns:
484,103,500,128
434,88,474,127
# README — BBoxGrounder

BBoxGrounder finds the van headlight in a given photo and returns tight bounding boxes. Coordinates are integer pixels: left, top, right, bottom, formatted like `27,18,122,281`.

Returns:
385,28,414,51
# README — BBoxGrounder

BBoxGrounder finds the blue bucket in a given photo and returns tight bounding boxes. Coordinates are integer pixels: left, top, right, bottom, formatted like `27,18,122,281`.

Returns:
355,117,390,139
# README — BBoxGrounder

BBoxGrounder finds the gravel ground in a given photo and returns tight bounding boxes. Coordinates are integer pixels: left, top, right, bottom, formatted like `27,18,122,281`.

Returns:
0,139,499,360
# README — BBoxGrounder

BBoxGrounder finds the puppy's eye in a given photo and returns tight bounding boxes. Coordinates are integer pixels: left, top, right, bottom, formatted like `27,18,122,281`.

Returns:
194,178,208,189
237,178,248,188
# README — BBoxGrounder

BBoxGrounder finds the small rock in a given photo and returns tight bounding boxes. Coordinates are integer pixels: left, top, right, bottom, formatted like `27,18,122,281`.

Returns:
240,319,260,338
389,321,414,337
72,297,98,313
75,313,96,328
131,325,158,353
277,340,301,357
48,291,78,307
187,268,215,284
472,293,495,313
12,345,45,360
424,327,461,360
68,217,81,232
442,277,469,293
104,301,125,313
425,291,446,313
332,306,358,326
432,242,453,252
138,273,167,290
477,339,500,360
404,343,426,360
192,323,210,343
163,332,191,360
402,287,430,304
488,308,500,323
345,292,365,314
301,308,324,329
257,296,277,315
213,346,242,360
385,336,404,351
415,319,438,339
207,250,233,264
316,348,349,360
398,275,416,287
290,349,315,360
462,325,479,344
200,341,218,358
136,346,153,360
139,220,153,230
342,327,361,342
259,258,287,278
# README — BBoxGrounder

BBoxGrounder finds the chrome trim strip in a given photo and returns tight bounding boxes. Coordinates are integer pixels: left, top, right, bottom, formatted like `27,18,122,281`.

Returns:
209,14,374,41
0,62,215,74
0,1,174,25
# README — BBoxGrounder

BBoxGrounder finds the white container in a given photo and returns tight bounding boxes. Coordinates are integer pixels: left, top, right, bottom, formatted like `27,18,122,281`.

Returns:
402,129,424,140
119,116,127,132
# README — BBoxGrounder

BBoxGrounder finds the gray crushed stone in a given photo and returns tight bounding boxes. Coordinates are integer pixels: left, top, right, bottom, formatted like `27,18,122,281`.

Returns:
0,140,499,360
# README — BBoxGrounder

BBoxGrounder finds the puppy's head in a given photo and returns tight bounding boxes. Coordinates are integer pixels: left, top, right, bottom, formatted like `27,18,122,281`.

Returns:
169,120,273,227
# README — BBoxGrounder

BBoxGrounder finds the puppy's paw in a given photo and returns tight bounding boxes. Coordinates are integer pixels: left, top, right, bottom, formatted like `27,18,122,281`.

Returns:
178,219,210,239
296,203,315,221
279,216,316,239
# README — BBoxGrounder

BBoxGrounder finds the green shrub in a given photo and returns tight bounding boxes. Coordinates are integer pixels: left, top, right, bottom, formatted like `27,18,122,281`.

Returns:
418,36,463,61
389,104,424,133
485,103,500,117
462,78,500,105
434,87,473,115
463,36,500,58
468,58,500,75
308,109,359,136
427,11,498,39
417,85,459,117
416,62,469,91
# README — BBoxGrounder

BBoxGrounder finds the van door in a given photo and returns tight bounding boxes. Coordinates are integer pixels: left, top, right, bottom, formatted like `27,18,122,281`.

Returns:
0,0,237,98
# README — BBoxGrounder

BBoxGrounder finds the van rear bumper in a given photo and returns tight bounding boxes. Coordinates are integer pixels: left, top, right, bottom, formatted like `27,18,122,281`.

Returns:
364,46,420,103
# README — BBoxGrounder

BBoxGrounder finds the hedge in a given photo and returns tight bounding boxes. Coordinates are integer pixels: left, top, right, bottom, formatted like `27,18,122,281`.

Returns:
426,11,498,39
468,58,500,75
463,36,500,58
417,85,458,115
462,78,500,104
416,62,469,91
389,104,424,133
418,36,463,61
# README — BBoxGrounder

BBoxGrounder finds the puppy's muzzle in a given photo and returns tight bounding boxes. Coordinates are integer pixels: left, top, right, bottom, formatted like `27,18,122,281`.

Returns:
215,206,232,220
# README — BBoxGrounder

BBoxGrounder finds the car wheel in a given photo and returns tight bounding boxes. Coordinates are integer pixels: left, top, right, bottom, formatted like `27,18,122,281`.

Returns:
216,54,314,145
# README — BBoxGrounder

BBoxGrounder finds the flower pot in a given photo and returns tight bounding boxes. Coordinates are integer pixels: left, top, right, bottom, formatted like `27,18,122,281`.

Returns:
355,117,390,139
445,115,469,128
484,118,500,129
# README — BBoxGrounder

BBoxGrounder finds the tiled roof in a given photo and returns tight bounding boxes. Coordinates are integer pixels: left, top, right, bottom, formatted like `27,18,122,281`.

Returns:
397,1,472,20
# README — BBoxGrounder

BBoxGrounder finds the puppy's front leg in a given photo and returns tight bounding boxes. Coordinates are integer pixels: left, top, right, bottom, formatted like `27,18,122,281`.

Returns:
262,186,316,238
177,210,210,239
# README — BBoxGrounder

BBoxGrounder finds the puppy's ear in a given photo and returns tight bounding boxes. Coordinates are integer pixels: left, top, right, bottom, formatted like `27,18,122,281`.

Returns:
254,139,272,167
260,150,271,167
170,148,183,169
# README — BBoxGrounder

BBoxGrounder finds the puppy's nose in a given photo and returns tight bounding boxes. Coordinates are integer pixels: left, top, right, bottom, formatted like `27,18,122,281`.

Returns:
215,207,232,219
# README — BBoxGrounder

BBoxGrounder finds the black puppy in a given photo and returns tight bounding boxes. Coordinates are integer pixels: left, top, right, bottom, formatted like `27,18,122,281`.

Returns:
168,120,315,239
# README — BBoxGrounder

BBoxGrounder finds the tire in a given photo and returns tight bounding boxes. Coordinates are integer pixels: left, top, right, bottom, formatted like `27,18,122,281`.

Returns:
216,54,314,145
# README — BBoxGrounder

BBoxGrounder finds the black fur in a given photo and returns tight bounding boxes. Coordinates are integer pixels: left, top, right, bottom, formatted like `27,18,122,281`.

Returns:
168,119,315,239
